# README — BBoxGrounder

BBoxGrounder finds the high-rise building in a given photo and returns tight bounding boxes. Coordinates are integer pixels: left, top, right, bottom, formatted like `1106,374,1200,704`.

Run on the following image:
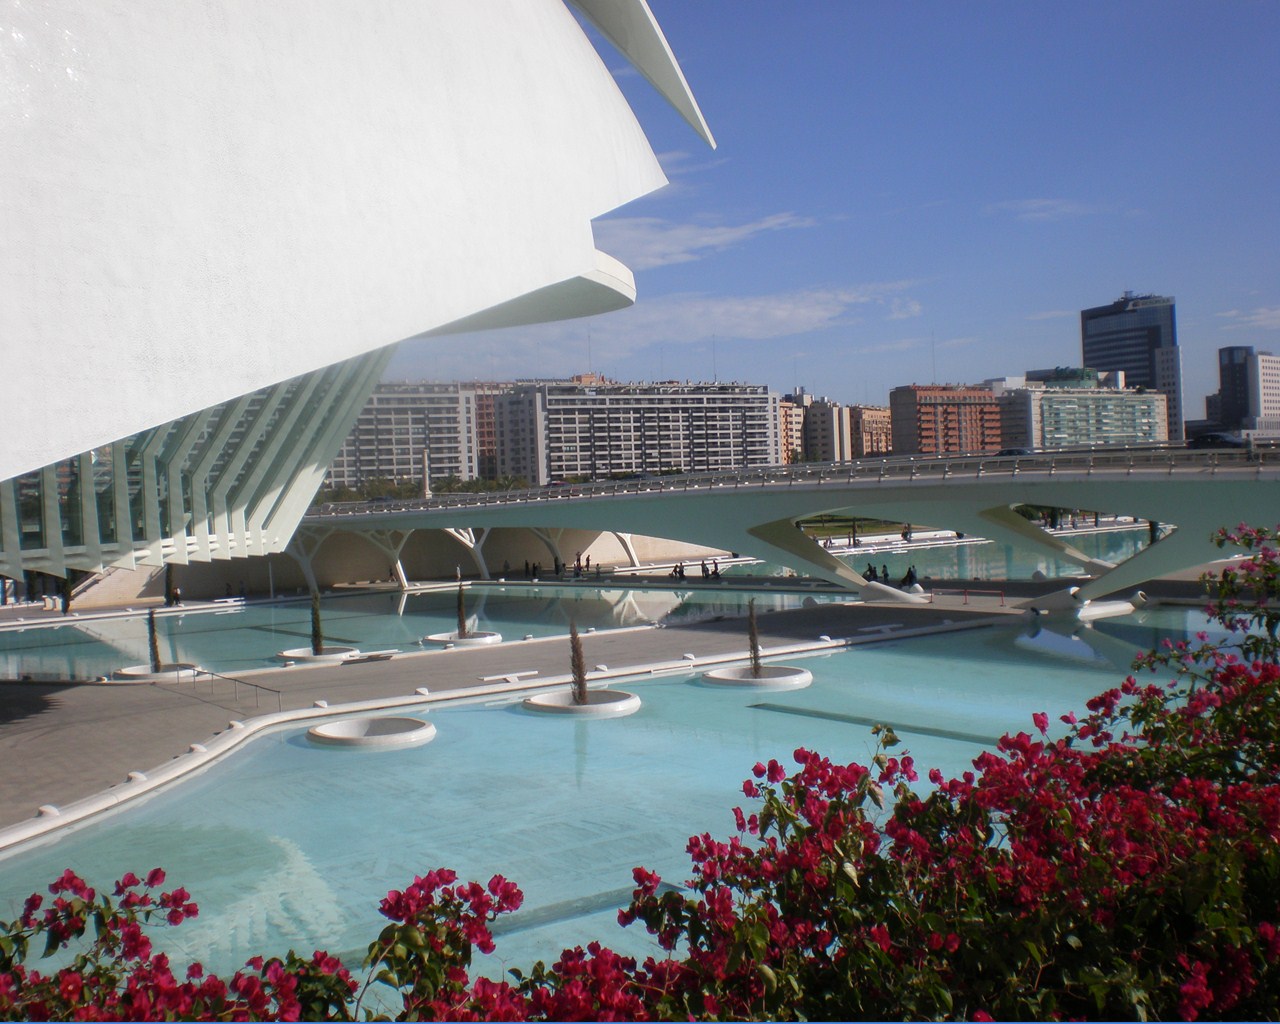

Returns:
778,391,812,463
496,380,781,485
849,406,892,458
797,400,893,461
889,385,1003,455
1080,292,1184,439
325,383,481,496
803,400,854,462
1206,347,1280,436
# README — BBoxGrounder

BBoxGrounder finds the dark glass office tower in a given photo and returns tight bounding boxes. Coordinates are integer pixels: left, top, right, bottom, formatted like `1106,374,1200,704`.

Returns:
1080,292,1183,439
1215,346,1255,430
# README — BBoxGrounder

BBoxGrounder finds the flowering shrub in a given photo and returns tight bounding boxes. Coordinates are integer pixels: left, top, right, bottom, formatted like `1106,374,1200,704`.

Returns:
3,523,1280,1020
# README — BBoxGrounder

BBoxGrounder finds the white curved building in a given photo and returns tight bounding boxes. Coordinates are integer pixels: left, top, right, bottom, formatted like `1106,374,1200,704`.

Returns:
0,0,712,582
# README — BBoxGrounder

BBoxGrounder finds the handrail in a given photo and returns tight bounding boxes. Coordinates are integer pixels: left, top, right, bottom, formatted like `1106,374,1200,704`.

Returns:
166,668,283,713
930,587,1006,607
305,444,1279,520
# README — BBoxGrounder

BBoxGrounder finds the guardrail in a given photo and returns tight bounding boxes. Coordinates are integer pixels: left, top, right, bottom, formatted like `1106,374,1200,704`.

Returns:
305,445,1278,520
160,668,283,713
930,587,1006,607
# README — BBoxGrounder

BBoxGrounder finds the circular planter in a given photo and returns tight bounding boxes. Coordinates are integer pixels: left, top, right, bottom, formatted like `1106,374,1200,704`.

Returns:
307,716,437,749
522,689,641,718
111,663,204,683
702,665,813,689
422,631,502,646
276,645,362,662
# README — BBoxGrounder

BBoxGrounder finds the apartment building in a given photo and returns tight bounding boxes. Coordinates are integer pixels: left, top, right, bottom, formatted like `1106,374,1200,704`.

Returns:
991,370,1168,449
324,382,479,494
495,379,781,485
849,405,892,457
889,385,1003,455
1206,346,1280,436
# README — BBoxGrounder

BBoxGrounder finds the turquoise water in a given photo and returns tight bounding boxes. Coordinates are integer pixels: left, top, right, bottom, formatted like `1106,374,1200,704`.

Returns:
726,526,1150,583
0,584,845,682
0,605,1210,979
0,527,1150,681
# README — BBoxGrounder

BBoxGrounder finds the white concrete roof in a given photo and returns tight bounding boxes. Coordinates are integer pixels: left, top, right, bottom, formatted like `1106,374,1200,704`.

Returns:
1,0,708,481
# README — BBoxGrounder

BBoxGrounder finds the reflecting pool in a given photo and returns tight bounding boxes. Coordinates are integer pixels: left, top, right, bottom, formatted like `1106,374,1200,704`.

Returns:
726,526,1150,583
0,606,1211,978
0,584,847,682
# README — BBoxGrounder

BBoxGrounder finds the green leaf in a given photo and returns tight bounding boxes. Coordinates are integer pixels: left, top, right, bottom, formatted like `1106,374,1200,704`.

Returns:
759,962,777,994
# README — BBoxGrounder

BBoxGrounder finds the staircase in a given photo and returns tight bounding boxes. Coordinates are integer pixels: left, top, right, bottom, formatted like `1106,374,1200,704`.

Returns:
70,565,166,609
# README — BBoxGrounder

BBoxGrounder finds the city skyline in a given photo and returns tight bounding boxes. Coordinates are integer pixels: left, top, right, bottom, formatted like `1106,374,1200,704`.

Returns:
386,1,1279,418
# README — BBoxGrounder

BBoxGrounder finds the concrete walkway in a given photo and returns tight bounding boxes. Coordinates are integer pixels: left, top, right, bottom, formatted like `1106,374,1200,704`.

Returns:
0,595,1021,834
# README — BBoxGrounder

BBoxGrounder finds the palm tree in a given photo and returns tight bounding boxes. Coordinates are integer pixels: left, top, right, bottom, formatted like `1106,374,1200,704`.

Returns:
456,582,469,639
148,609,162,673
748,598,762,678
311,590,323,656
570,621,588,704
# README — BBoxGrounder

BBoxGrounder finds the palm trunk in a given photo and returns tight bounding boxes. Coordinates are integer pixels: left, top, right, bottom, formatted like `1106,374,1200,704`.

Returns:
148,609,162,673
456,583,469,639
748,598,762,678
311,590,323,656
570,621,587,704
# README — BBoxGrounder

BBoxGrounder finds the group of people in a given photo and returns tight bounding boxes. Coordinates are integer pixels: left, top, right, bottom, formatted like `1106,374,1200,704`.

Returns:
667,559,722,581
864,563,918,587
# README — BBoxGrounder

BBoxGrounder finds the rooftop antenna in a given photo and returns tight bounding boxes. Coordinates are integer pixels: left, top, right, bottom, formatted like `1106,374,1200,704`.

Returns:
586,327,593,374
931,331,937,384
712,335,718,383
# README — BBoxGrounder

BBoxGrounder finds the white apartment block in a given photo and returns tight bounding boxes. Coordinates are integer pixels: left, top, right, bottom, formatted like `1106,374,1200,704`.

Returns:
1250,352,1280,433
496,380,781,485
999,383,1168,450
803,399,853,462
325,383,479,494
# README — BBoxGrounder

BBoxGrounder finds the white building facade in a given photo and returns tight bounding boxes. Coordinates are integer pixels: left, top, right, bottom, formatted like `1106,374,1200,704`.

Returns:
496,381,782,485
1,1,713,581
995,373,1168,450
325,384,481,496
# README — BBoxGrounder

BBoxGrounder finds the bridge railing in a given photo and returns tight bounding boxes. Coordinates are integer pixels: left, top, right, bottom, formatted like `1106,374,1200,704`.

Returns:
307,445,1277,519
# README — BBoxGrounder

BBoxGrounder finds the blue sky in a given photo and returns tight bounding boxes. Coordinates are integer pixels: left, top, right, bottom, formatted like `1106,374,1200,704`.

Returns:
386,1,1280,418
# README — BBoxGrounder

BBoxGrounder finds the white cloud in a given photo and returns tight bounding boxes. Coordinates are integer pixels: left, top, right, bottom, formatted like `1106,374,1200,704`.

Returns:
985,198,1101,222
593,282,911,348
388,281,922,381
593,212,814,270
1025,309,1076,321
888,298,923,320
1217,307,1280,330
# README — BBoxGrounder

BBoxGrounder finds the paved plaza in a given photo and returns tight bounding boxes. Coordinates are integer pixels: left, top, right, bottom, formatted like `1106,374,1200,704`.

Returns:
0,592,1015,832
0,567,1214,840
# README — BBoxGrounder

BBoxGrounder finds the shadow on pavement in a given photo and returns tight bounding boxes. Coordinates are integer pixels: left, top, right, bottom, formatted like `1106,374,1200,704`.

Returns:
0,682,75,727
